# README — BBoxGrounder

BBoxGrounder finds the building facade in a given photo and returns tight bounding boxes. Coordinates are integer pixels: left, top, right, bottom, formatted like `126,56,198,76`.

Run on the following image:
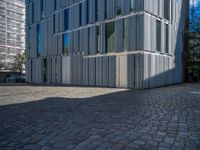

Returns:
0,0,25,69
25,0,189,88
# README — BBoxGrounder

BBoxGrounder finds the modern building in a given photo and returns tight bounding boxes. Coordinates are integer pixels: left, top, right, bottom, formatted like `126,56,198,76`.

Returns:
25,0,189,88
0,0,25,69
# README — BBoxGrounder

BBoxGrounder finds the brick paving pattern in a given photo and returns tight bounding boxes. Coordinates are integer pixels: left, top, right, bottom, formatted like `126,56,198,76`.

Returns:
0,84,200,150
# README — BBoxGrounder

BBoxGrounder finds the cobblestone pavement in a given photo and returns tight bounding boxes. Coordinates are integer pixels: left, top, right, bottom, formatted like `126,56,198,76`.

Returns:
0,84,200,150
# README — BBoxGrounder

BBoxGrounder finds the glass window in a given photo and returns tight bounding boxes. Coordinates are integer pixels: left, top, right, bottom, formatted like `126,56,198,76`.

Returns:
86,0,89,24
32,3,34,23
41,0,44,19
164,0,170,20
116,0,121,16
130,0,136,12
64,9,69,31
97,25,100,53
78,30,80,51
156,20,161,52
53,14,55,34
95,0,98,21
37,24,41,57
105,0,107,19
41,0,44,15
157,0,160,16
88,28,90,54
63,33,69,53
43,59,47,83
165,24,169,53
79,3,82,26
130,0,144,12
29,27,31,57
54,0,56,11
123,19,128,51
106,21,115,53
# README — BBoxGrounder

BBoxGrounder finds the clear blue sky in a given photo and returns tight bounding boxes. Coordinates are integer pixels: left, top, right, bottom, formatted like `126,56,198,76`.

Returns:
190,0,200,18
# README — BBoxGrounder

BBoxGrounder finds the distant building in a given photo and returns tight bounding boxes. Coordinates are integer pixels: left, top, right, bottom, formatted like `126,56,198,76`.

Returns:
0,0,25,69
25,0,189,88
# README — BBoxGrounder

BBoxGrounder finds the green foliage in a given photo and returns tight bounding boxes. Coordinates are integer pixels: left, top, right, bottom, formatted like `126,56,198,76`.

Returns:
14,52,25,74
183,11,200,81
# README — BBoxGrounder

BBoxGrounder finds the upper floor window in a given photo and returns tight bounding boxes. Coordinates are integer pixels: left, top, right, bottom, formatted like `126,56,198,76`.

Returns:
64,9,69,31
116,0,122,16
37,24,41,57
53,14,55,34
41,0,44,19
96,25,100,53
54,0,57,11
104,0,107,19
164,0,170,20
106,21,115,53
123,19,128,51
63,33,69,53
156,20,161,52
165,24,169,53
130,0,144,12
95,0,98,21
86,0,89,24
79,3,82,26
29,27,31,57
32,3,34,23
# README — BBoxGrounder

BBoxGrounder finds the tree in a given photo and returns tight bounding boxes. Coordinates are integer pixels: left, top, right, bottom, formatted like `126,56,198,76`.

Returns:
14,52,25,76
183,2,200,82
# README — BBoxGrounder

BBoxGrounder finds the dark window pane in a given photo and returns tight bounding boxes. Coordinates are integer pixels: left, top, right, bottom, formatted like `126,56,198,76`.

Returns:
86,0,89,24
130,0,144,12
97,25,100,53
79,3,82,26
156,20,161,52
106,21,115,53
123,19,128,51
40,0,44,13
37,24,41,57
41,0,44,14
64,9,69,30
88,28,90,54
53,14,55,34
54,0,56,10
116,0,121,16
29,27,31,57
165,24,169,53
164,0,170,20
95,0,98,21
32,3,34,23
105,0,107,19
43,59,47,82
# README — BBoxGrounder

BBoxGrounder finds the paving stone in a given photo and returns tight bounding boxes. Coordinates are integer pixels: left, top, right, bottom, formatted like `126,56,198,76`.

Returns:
0,84,199,150
164,137,174,145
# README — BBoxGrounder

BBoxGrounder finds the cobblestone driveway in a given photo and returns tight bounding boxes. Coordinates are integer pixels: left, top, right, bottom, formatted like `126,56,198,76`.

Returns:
0,84,200,150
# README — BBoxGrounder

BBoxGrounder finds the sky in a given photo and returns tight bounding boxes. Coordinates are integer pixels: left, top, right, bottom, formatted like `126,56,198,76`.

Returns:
190,0,200,6
190,0,200,19
190,0,200,11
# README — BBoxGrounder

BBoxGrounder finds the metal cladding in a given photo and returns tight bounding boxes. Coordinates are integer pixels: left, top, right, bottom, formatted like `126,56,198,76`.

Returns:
25,0,189,88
